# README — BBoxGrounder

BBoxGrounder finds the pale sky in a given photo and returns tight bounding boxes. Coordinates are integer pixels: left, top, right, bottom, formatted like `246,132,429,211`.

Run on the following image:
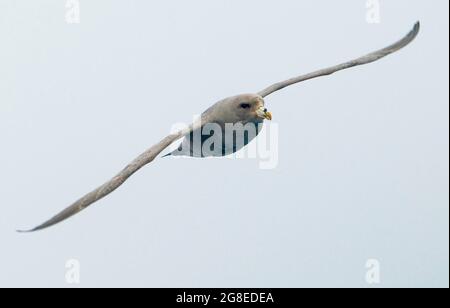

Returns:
0,0,448,287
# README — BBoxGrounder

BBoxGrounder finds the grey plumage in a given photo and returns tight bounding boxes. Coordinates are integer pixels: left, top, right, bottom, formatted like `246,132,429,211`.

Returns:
169,94,267,158
19,22,420,232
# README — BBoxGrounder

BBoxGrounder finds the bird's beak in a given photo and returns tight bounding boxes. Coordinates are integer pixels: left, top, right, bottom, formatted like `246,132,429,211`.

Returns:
257,106,273,121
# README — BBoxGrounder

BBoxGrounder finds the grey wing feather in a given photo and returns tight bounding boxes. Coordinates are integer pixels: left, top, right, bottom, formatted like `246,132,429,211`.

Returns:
258,22,420,98
18,131,186,232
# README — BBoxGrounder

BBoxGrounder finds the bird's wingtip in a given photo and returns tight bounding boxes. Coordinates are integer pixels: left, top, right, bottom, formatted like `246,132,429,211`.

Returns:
401,21,420,46
16,226,41,233
409,21,421,38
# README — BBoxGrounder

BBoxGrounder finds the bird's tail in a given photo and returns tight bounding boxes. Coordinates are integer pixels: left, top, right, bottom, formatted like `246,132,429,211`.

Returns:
161,153,172,158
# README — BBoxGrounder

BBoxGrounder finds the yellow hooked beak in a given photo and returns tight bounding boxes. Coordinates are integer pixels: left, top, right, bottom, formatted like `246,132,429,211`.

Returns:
257,106,273,121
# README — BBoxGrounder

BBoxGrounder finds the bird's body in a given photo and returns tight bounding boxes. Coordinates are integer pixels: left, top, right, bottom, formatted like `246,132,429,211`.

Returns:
170,121,263,157
169,94,267,157
19,22,420,232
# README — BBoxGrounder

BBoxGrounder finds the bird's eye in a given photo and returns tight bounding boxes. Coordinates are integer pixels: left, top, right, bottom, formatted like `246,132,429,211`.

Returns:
240,103,251,109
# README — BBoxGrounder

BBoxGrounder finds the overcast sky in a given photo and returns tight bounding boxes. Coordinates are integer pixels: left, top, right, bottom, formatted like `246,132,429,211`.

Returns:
0,0,448,288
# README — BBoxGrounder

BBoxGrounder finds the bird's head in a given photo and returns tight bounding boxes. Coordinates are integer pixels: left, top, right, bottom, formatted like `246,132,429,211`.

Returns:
228,94,272,123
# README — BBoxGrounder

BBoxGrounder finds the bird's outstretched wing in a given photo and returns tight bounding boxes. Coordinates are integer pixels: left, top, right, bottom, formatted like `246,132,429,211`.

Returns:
19,23,420,232
258,22,420,98
18,129,191,232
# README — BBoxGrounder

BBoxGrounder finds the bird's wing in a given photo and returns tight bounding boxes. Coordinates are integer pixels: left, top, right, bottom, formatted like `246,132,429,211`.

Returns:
18,127,194,232
258,22,420,98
